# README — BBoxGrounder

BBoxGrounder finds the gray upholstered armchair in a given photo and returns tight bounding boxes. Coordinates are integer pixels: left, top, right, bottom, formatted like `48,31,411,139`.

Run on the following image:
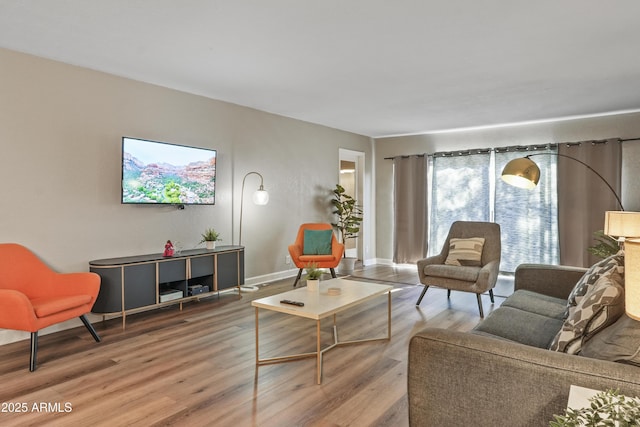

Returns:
416,221,501,317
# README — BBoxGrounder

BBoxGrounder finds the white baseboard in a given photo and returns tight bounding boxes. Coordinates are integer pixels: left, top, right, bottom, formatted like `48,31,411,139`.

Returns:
244,268,299,286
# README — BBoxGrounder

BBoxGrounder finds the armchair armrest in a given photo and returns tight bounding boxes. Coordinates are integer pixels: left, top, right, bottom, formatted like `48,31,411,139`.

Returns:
331,240,345,260
416,254,446,281
475,259,500,293
288,244,302,259
515,264,587,300
0,289,38,331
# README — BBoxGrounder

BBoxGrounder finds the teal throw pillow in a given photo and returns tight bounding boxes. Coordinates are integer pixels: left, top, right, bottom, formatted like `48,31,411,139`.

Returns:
303,229,333,255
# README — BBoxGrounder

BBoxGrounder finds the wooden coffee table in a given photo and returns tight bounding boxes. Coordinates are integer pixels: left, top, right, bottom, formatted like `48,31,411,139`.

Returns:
252,278,392,384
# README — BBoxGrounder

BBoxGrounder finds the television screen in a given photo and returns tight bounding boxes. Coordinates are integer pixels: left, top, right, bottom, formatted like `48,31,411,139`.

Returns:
122,137,216,205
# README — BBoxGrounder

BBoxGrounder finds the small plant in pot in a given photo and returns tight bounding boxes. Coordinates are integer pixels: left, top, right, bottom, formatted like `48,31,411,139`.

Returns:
305,262,322,292
200,228,221,250
331,184,363,274
550,388,640,426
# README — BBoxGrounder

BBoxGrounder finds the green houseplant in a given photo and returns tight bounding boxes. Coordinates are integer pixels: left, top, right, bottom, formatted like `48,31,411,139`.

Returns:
550,389,640,426
588,230,621,259
331,184,363,273
304,262,322,292
200,227,221,250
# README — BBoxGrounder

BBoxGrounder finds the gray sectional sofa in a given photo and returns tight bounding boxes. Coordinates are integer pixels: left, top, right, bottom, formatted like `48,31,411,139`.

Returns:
408,258,640,426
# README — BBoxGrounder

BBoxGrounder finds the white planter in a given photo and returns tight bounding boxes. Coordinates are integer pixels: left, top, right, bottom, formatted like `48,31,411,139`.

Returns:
338,257,357,275
307,279,320,292
205,241,216,250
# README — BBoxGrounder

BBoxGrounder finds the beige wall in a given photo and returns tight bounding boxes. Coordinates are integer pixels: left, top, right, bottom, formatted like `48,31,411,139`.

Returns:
374,113,640,263
0,48,372,344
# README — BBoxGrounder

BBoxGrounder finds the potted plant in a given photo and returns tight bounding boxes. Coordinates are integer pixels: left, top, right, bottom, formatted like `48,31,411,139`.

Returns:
331,184,363,274
200,227,221,250
551,389,640,426
304,262,322,292
588,230,621,259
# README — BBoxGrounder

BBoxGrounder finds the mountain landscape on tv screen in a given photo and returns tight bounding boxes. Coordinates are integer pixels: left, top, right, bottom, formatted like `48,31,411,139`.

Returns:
122,152,216,204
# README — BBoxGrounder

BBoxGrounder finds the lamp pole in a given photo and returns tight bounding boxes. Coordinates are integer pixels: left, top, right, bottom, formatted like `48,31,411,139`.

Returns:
502,153,624,211
238,171,269,245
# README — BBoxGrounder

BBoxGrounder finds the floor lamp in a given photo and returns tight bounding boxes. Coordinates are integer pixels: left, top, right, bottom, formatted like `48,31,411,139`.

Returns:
238,171,269,292
239,171,269,245
501,153,624,211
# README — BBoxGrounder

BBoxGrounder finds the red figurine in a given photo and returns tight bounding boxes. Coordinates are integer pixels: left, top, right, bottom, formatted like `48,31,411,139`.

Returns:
163,240,175,257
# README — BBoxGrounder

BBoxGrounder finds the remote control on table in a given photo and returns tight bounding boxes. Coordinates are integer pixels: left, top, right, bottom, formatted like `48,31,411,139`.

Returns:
280,299,304,306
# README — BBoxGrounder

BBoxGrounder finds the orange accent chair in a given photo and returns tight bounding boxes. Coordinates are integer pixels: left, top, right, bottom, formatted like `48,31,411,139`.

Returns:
288,223,345,287
0,243,101,371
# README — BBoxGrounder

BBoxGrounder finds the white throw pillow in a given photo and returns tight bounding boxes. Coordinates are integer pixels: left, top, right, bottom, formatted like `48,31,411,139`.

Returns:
444,237,485,267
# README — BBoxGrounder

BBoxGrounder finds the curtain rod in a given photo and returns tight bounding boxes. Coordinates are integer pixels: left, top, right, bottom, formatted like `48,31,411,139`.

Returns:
384,137,640,160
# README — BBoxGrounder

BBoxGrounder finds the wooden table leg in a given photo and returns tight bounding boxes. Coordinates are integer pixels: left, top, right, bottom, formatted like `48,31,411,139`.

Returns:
317,319,321,384
388,290,392,339
255,307,259,364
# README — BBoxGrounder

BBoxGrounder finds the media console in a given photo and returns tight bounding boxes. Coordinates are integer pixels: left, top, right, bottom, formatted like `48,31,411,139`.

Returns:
89,246,244,329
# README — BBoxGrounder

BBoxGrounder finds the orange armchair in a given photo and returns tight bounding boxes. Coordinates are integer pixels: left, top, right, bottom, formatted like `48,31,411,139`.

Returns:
0,243,101,371
288,223,344,287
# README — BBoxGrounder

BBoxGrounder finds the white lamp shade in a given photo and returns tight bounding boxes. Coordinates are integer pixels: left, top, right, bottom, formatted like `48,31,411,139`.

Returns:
625,239,640,320
603,211,640,320
252,189,269,205
604,211,640,238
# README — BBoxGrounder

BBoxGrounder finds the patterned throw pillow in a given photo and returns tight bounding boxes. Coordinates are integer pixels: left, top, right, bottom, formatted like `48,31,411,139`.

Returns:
549,274,625,354
566,253,625,309
444,237,485,267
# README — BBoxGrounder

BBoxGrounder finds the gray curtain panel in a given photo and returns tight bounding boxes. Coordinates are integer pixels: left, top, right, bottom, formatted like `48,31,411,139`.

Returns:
393,155,428,264
558,139,622,267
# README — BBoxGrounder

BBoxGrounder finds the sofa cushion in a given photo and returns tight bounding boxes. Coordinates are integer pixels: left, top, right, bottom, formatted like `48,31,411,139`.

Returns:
549,275,625,354
445,237,485,267
472,306,564,349
501,290,567,319
581,315,640,365
566,253,624,310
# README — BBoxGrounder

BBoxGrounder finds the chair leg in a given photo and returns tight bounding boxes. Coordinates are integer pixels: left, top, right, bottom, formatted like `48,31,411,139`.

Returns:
80,314,101,342
293,268,303,287
330,268,337,278
416,285,429,306
447,289,451,299
476,294,484,318
489,289,495,303
29,331,38,372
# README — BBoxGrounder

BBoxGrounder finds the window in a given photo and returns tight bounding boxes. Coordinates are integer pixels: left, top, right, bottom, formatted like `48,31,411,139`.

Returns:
428,152,491,254
428,148,559,272
494,148,559,272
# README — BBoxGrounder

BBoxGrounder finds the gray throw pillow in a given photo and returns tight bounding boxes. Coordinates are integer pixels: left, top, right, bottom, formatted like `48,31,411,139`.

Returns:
581,315,640,365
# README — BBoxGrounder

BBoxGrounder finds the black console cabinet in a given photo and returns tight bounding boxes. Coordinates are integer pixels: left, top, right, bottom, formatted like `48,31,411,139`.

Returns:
89,246,244,328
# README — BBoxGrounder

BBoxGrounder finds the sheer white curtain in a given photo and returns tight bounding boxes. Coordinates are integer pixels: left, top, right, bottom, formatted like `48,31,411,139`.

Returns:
395,146,561,272
393,156,428,263
494,147,559,272
428,152,491,256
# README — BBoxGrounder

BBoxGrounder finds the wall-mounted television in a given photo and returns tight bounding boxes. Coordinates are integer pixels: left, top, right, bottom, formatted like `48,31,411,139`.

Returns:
121,137,216,205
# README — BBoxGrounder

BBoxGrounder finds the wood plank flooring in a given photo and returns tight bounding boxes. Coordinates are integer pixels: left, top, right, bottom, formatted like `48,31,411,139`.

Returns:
0,265,511,427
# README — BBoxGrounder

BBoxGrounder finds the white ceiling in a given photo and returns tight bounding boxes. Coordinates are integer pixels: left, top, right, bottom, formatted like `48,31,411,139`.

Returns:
2,1,640,138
